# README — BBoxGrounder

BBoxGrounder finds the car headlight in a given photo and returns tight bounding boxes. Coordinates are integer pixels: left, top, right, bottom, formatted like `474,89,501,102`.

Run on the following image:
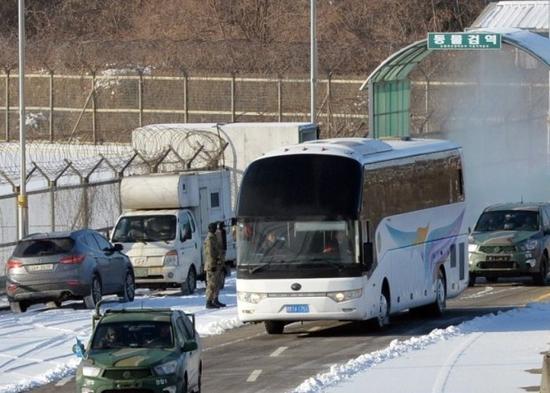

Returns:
468,244,478,252
154,360,178,375
82,366,102,377
237,291,267,304
327,289,362,303
519,239,538,251
164,250,178,266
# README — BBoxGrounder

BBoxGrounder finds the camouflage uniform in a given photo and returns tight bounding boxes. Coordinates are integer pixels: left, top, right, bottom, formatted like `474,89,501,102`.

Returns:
204,231,221,302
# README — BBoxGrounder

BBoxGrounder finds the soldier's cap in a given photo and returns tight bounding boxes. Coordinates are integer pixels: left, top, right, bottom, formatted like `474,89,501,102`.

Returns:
208,222,218,232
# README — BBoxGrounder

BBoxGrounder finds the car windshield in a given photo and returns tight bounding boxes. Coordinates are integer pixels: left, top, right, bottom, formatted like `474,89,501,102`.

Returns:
91,321,174,349
13,238,74,257
112,215,177,243
475,210,539,232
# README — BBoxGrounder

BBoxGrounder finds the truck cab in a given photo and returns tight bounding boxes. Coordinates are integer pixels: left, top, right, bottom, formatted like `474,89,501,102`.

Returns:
111,170,233,294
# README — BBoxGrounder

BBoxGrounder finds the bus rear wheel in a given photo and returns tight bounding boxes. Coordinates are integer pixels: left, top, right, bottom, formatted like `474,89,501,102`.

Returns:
264,321,285,335
427,270,446,316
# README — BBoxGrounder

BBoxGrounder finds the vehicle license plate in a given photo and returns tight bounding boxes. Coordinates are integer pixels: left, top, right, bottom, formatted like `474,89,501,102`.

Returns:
27,264,53,272
486,255,510,261
286,304,309,313
134,267,148,278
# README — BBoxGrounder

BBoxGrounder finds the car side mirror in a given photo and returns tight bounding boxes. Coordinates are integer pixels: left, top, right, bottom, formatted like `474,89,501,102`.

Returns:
363,242,374,271
113,243,123,252
182,341,198,352
72,338,86,358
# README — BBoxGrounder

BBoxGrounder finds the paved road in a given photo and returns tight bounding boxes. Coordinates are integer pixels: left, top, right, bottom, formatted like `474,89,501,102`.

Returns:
31,280,550,393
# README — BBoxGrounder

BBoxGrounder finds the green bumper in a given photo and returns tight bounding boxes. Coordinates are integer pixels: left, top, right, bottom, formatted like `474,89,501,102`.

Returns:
76,372,178,393
469,250,539,277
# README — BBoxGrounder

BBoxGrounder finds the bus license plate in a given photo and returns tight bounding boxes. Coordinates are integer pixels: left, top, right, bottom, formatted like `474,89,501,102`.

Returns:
286,304,309,313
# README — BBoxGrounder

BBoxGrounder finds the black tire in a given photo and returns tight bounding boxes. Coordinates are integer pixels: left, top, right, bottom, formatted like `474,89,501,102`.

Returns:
468,274,476,287
9,301,28,313
121,271,135,302
369,288,390,330
427,270,446,316
181,266,197,295
535,254,549,286
84,276,102,309
264,321,285,335
181,374,188,393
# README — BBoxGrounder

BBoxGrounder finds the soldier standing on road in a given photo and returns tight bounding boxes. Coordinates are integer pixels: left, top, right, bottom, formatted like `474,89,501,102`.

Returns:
204,222,223,309
215,221,227,307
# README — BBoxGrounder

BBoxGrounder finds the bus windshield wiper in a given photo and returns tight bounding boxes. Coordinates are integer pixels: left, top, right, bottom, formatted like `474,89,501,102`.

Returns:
248,258,287,273
306,258,347,270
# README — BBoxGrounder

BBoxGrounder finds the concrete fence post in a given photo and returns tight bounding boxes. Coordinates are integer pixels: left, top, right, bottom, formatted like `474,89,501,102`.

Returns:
541,353,550,393
5,69,9,141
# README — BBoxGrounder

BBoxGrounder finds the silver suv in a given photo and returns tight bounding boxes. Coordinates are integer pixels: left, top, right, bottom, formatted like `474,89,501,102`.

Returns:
5,229,135,313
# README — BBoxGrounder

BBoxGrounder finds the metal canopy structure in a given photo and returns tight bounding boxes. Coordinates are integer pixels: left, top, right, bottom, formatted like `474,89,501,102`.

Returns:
360,28,550,138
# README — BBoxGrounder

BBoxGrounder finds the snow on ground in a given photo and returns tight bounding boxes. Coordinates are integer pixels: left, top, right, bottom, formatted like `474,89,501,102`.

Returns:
0,273,241,393
293,302,550,393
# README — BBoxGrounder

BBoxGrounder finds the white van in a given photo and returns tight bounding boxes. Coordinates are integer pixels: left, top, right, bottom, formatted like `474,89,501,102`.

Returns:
111,170,234,294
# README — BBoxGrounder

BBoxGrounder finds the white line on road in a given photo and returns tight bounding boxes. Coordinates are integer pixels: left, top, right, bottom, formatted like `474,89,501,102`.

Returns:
55,376,73,386
307,326,321,332
246,369,262,382
270,346,288,357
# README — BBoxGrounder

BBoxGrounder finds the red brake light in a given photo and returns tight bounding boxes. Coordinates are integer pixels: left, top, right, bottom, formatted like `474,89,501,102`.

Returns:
59,255,86,265
7,259,22,270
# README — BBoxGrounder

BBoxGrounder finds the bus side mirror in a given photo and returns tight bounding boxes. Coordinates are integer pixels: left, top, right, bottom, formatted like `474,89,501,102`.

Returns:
363,242,374,271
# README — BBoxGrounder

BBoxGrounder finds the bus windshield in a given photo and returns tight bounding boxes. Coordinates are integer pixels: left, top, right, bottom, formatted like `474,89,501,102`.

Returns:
237,220,358,268
237,154,362,219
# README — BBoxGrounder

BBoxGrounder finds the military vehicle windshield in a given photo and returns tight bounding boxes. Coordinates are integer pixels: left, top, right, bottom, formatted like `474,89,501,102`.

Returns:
91,321,174,349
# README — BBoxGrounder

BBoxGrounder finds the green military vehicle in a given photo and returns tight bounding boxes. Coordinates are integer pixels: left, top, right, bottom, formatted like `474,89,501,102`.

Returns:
468,202,550,286
73,306,202,393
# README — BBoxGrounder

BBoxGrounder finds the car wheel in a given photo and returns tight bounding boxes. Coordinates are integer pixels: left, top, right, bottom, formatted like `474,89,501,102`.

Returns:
468,274,476,287
264,321,285,335
121,271,135,302
369,288,390,330
84,276,102,309
180,374,188,393
535,254,549,286
181,266,197,295
427,270,447,316
9,301,28,313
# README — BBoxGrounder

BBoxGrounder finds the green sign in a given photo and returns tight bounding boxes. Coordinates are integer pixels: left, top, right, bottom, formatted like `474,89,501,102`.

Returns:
428,32,502,50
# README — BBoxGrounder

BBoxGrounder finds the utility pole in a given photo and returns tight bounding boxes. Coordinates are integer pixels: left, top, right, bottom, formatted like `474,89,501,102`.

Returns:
310,0,317,124
18,0,28,239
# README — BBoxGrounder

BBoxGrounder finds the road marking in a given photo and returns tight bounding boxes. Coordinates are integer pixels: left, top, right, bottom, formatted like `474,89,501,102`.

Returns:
55,376,73,386
535,292,550,302
270,346,288,357
246,369,262,382
307,326,321,332
203,332,264,352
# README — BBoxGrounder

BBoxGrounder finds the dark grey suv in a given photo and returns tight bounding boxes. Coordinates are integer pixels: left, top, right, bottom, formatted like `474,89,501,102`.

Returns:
5,229,135,313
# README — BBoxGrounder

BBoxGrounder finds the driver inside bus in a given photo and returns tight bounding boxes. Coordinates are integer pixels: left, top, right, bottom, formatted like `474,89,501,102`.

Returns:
258,231,286,256
323,230,352,261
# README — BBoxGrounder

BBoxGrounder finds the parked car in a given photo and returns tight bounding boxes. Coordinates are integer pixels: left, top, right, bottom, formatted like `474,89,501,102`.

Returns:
5,229,135,313
468,202,550,286
73,307,202,393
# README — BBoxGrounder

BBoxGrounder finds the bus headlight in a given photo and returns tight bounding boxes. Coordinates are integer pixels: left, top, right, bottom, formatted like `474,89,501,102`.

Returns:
237,291,267,304
327,289,362,303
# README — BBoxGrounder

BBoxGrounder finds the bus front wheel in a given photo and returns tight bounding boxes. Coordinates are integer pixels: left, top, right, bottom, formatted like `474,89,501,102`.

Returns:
264,321,285,335
369,289,390,330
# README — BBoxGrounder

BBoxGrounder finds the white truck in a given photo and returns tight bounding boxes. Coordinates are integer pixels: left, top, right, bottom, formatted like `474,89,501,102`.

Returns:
110,169,234,294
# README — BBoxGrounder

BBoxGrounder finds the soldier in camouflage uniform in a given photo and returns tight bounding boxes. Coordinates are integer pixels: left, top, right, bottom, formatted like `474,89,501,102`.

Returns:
204,222,223,309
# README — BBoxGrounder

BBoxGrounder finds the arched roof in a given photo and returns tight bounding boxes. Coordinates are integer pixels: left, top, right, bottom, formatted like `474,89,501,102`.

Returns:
360,28,550,89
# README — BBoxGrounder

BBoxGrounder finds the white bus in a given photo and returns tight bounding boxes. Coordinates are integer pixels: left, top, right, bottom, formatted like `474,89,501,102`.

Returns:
235,137,468,334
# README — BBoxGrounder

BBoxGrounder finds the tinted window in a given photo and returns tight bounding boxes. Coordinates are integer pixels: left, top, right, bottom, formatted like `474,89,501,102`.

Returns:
475,210,539,232
210,192,220,208
13,238,74,257
91,321,174,349
238,155,362,219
